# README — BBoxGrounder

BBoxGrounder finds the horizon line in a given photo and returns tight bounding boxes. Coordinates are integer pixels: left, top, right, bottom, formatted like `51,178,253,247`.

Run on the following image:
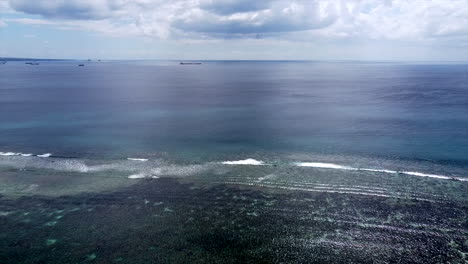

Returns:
2,57,468,63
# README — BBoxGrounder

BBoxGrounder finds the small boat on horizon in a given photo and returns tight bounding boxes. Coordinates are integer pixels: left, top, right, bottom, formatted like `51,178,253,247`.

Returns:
180,62,202,65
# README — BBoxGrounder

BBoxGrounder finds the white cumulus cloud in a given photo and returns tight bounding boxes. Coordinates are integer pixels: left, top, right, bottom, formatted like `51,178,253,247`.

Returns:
3,0,468,44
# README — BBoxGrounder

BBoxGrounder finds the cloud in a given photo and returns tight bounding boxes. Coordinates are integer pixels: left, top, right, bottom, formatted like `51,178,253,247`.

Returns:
8,0,115,20
327,0,468,42
0,20,7,27
4,0,340,37
0,0,10,11
3,0,468,44
174,1,338,35
199,0,273,15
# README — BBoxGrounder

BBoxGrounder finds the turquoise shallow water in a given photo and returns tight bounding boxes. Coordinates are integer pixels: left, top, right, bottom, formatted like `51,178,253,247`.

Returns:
0,60,467,263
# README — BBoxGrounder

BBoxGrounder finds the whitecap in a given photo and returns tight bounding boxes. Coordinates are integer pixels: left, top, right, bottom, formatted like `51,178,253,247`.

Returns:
128,173,160,179
295,161,466,182
401,171,452,180
127,158,149,162
360,168,398,174
0,152,34,157
128,174,147,179
222,159,265,165
0,152,20,156
37,153,52,158
296,162,355,170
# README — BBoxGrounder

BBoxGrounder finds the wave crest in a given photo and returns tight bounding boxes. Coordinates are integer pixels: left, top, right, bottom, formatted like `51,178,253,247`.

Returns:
222,159,265,165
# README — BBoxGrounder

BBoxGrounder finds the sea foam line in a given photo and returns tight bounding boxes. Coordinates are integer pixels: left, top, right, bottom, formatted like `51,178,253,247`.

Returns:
1,150,467,182
296,162,467,181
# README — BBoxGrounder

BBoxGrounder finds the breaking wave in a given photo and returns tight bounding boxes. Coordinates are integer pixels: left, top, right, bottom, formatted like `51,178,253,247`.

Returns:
296,162,354,170
127,158,149,162
296,162,467,181
221,159,265,165
1,152,34,157
0,150,467,182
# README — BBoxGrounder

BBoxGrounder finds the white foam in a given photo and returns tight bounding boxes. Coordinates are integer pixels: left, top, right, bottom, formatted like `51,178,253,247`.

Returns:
401,171,451,180
222,159,265,165
0,152,34,157
128,174,147,179
296,161,467,182
128,173,160,179
1,150,466,183
0,152,18,156
360,168,398,174
127,158,148,162
296,162,355,170
258,174,276,182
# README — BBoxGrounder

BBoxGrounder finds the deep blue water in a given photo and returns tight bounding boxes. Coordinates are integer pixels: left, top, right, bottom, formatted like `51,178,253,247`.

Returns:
1,61,468,163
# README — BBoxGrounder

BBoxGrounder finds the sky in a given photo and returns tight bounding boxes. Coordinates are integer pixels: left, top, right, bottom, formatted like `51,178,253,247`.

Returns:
0,0,468,60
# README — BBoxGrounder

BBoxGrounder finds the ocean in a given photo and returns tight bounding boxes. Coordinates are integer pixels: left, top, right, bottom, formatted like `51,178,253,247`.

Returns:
1,60,467,263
